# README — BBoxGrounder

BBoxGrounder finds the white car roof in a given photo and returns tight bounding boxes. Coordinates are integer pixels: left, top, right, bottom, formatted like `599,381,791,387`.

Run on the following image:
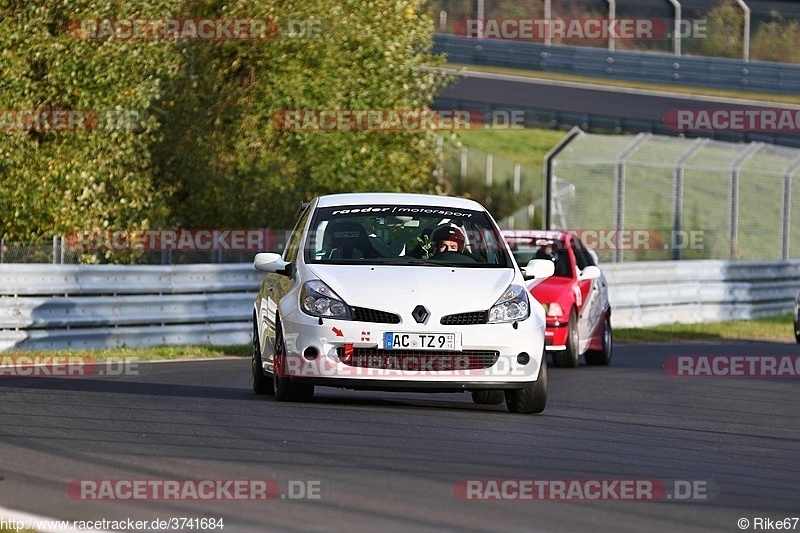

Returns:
315,193,486,211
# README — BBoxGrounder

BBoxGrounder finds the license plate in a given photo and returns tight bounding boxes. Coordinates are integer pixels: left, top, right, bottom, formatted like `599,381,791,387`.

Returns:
383,332,460,351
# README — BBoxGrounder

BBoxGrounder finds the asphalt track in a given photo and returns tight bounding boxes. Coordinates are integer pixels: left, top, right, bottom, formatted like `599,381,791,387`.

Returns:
1,342,799,532
434,70,800,133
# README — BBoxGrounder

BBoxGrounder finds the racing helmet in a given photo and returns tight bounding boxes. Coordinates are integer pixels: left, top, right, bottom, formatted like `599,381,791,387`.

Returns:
431,225,466,252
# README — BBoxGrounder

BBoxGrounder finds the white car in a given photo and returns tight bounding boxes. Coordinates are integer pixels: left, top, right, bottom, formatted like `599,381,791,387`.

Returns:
251,193,554,413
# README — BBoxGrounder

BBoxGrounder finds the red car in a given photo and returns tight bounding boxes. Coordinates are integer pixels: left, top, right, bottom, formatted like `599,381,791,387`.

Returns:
503,230,612,368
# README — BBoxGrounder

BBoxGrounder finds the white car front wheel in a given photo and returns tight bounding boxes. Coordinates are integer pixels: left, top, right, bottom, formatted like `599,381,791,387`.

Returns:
505,356,547,414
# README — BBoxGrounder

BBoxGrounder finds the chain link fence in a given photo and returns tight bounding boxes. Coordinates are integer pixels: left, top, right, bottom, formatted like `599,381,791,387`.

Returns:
547,131,800,262
438,136,541,228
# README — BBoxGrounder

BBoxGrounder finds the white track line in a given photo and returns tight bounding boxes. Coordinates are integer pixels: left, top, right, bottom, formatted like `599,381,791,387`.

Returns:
0,505,113,533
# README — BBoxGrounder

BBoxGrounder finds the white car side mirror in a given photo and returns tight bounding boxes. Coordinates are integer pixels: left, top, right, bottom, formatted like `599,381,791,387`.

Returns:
580,265,602,281
522,258,555,280
254,252,290,275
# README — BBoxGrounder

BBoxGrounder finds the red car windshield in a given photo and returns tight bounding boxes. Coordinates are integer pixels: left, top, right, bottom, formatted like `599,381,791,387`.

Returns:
510,242,573,278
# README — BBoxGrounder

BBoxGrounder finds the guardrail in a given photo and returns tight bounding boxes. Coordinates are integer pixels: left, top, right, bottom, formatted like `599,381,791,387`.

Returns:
0,264,261,351
604,259,800,327
433,34,800,94
1,260,798,351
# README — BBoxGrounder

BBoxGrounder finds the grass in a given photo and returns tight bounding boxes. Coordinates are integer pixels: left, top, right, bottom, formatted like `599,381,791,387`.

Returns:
0,315,795,363
448,128,567,170
0,344,249,362
444,62,800,106
615,313,797,343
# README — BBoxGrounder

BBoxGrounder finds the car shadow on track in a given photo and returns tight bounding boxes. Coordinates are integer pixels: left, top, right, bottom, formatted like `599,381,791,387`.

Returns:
0,376,254,401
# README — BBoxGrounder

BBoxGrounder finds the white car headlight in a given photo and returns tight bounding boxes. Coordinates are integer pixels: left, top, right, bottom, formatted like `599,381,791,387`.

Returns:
488,285,530,324
301,280,352,320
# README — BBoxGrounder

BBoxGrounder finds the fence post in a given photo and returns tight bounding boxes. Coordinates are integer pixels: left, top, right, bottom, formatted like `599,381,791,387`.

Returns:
439,11,447,32
729,143,762,260
52,235,58,264
605,0,616,52
435,135,444,184
667,0,681,55
673,139,708,260
460,146,468,183
513,162,521,195
60,236,65,264
735,0,750,61
544,0,552,47
486,152,493,205
0,236,4,264
782,156,800,260
543,126,584,230
613,133,650,263
476,0,484,39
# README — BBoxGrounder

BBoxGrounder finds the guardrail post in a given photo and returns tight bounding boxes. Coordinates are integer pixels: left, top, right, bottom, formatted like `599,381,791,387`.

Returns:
730,143,763,259
543,126,584,230
782,156,800,260
613,133,650,263
672,139,708,260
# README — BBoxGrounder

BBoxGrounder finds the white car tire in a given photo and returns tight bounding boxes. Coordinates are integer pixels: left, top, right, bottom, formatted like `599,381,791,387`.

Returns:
505,356,547,414
471,390,505,405
273,318,315,402
252,318,273,395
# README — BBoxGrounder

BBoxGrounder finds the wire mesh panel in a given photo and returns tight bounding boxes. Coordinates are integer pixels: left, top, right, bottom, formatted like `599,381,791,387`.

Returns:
792,171,800,259
624,136,693,261
680,141,742,261
738,145,797,261
548,132,800,261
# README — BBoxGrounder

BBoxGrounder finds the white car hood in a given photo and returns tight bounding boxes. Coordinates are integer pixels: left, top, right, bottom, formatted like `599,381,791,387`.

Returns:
305,264,516,317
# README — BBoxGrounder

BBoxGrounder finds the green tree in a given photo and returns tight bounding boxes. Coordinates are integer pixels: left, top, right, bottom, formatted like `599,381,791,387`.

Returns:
0,0,182,248
1,0,448,256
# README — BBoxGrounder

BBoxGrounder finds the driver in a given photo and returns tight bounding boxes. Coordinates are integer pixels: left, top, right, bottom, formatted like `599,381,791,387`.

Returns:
431,225,466,255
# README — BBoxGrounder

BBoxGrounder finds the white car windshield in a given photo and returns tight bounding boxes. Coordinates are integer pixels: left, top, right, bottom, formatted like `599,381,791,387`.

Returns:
305,204,511,268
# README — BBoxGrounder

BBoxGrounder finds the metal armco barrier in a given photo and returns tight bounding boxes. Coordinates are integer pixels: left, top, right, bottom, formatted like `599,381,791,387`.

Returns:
1,260,799,351
433,34,800,95
603,259,800,327
0,264,261,351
